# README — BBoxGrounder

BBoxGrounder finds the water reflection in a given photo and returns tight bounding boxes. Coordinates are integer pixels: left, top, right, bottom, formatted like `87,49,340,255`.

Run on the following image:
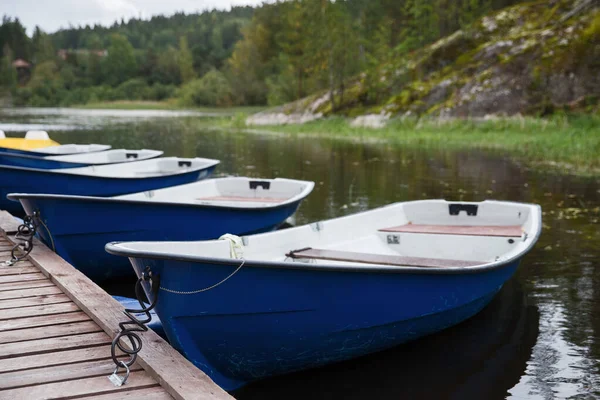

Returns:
1,109,600,398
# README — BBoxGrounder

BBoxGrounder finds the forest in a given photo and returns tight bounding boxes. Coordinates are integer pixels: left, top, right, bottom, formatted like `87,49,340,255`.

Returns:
0,0,589,110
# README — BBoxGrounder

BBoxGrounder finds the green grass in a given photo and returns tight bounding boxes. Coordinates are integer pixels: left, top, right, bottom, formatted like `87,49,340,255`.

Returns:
232,114,600,175
74,100,267,114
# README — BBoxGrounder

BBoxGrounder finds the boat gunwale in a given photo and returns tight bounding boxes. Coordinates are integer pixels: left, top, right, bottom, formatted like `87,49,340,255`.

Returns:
104,202,542,275
0,157,220,179
11,148,165,166
19,143,112,156
7,178,315,211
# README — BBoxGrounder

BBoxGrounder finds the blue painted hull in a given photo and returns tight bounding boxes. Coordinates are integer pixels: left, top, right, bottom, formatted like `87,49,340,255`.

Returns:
0,153,89,169
18,195,302,282
125,257,521,390
1,164,216,216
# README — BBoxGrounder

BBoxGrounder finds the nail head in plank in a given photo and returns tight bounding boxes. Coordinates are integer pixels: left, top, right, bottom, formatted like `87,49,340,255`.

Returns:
0,359,142,390
0,370,158,400
379,224,523,237
0,293,72,310
0,311,90,332
0,320,102,345
0,331,111,359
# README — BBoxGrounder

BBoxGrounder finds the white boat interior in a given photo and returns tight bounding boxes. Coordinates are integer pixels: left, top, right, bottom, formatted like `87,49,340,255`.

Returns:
24,130,51,140
31,144,112,155
0,130,6,138
46,149,163,164
113,200,542,270
52,157,219,178
116,177,315,207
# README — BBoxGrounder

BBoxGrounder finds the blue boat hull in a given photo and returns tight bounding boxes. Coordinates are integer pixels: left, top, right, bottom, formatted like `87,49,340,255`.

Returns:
126,257,521,390
18,195,302,282
0,153,89,169
1,165,215,216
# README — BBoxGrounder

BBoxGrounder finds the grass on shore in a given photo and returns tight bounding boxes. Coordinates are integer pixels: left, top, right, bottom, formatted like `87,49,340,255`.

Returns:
232,115,600,175
74,100,267,114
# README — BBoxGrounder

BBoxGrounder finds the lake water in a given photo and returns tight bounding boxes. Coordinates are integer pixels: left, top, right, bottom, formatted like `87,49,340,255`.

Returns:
2,108,599,399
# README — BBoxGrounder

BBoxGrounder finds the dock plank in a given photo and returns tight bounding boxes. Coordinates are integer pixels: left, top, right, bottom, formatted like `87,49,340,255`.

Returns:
80,386,173,400
0,302,80,321
0,213,20,234
0,320,102,344
0,294,72,310
0,311,91,332
0,359,143,390
0,211,230,400
0,331,111,359
0,272,47,284
0,370,158,400
0,286,63,301
23,236,233,400
0,279,55,292
0,345,121,374
0,265,39,276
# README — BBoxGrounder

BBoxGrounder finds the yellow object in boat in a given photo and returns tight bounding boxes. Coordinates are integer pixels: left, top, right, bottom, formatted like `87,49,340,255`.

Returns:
0,130,59,150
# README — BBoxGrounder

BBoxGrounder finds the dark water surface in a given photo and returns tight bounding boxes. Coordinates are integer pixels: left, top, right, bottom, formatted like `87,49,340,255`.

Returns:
2,109,599,399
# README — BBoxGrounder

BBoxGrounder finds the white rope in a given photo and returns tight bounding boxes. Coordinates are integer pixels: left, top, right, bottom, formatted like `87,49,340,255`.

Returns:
159,234,245,295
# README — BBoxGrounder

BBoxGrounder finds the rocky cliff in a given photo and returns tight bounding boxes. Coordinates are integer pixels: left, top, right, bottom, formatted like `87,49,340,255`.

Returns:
248,0,599,125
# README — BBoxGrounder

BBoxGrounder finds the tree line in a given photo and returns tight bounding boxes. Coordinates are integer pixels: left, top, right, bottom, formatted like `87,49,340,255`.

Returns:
0,0,521,108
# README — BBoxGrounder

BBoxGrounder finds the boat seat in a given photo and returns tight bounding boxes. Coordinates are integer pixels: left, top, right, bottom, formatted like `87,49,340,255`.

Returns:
378,224,522,237
197,196,286,203
285,247,482,268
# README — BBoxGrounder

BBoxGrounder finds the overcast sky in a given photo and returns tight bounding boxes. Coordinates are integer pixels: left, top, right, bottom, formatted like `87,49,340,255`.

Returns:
4,0,267,34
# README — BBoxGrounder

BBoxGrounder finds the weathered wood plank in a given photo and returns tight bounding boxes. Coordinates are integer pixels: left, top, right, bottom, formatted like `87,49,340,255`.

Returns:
0,293,72,310
379,224,523,237
0,286,63,301
0,265,39,276
0,359,143,390
0,331,111,359
0,272,47,284
287,248,482,268
0,370,158,400
21,235,232,399
0,213,20,234
0,302,80,321
0,311,90,332
80,386,173,400
0,279,54,292
0,344,120,374
0,320,102,344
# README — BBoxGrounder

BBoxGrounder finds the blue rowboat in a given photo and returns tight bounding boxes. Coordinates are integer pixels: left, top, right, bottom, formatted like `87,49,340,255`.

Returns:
1,157,219,216
0,149,163,169
0,143,112,156
10,177,313,282
106,199,542,391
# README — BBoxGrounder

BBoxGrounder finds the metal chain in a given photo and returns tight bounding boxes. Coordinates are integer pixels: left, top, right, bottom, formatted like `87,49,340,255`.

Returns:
159,259,245,295
110,267,160,386
2,212,39,267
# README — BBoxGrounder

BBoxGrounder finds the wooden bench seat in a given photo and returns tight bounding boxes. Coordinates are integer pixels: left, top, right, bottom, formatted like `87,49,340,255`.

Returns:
379,224,522,237
196,196,286,203
286,248,482,268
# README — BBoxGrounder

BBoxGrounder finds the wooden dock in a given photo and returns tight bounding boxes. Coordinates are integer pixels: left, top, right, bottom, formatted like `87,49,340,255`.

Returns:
0,211,233,400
